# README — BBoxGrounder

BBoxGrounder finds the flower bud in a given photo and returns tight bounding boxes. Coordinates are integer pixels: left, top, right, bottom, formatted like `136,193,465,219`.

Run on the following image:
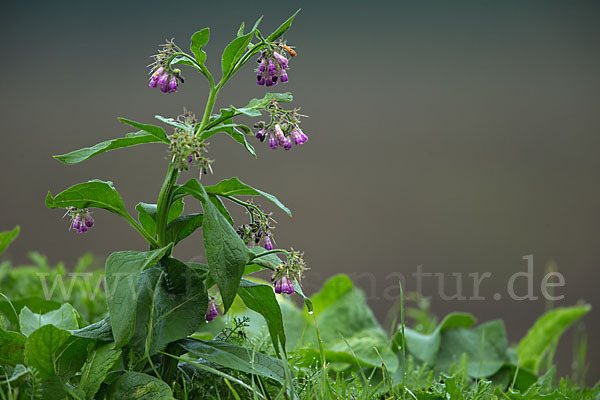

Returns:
280,69,288,83
264,235,273,250
273,52,288,69
167,76,178,93
84,215,94,228
256,128,266,140
283,136,292,150
267,60,277,76
205,300,219,322
269,134,278,149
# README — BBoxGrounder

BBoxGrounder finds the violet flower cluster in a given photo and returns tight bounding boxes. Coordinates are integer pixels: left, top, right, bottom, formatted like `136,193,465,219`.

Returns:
66,207,94,234
256,47,292,87
255,105,308,151
148,40,184,93
271,249,307,295
237,204,276,250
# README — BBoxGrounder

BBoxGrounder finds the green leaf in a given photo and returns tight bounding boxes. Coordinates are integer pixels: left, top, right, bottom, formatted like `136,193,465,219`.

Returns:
136,199,184,238
19,303,80,337
71,317,113,341
0,225,19,256
229,127,257,157
46,180,128,218
238,279,286,354
517,304,591,373
206,177,291,216
236,21,245,37
310,274,353,314
24,324,89,381
79,342,122,399
435,320,509,378
190,28,210,65
209,194,234,226
0,328,26,365
131,259,207,356
53,132,165,165
402,312,477,365
266,9,300,42
165,213,203,245
308,275,395,371
0,297,62,330
117,118,169,143
108,371,174,399
246,246,283,273
221,32,253,78
175,180,251,312
243,92,293,109
178,338,286,383
154,115,187,130
105,246,172,347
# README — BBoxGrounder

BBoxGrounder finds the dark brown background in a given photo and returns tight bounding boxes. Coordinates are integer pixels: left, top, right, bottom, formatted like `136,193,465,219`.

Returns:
1,0,599,382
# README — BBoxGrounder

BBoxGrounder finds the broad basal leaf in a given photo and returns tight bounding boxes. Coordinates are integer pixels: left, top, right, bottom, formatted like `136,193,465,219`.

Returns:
108,371,174,399
105,246,172,347
0,328,26,365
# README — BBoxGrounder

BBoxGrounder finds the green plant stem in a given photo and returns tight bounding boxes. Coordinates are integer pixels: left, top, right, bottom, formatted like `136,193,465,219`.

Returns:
249,248,289,261
156,163,180,248
122,213,159,248
198,87,219,132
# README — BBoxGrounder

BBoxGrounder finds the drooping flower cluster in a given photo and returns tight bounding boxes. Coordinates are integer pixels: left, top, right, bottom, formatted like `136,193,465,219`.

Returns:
254,102,308,151
65,207,94,234
168,111,212,173
149,40,184,93
271,249,307,295
205,297,219,322
256,44,293,87
236,203,276,250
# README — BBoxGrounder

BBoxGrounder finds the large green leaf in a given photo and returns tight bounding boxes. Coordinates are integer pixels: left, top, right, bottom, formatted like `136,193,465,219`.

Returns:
435,320,509,378
136,199,184,238
178,338,286,383
130,259,207,356
0,225,19,256
19,303,80,337
71,317,113,341
308,275,397,372
24,324,89,381
108,371,174,399
221,32,253,77
105,246,172,347
517,304,591,373
0,297,62,331
206,177,291,216
190,28,210,65
310,274,353,314
175,179,251,312
165,213,203,245
266,10,300,42
402,312,477,365
0,328,26,365
53,131,165,165
117,118,169,143
79,342,122,399
238,279,286,354
46,180,128,217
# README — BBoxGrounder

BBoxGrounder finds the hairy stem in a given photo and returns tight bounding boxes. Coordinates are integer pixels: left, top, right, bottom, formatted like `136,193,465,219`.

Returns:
156,163,180,248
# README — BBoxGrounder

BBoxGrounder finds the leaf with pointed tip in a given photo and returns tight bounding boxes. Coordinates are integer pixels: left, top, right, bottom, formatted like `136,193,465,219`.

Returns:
222,32,253,77
175,179,251,312
105,246,172,347
155,115,187,130
238,279,286,354
236,21,245,37
46,180,128,217
0,225,19,256
117,118,169,142
165,213,203,245
190,28,210,65
266,9,300,42
206,177,291,216
53,131,165,165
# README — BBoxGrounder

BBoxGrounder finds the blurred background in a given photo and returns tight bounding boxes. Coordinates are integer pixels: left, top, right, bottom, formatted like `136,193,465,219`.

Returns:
1,0,599,382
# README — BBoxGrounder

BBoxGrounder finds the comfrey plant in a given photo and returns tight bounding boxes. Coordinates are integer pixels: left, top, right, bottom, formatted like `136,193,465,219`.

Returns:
41,11,313,397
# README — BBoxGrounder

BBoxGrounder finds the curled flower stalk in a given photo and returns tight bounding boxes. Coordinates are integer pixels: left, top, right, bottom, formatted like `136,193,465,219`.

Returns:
148,40,184,93
271,249,307,295
256,42,294,87
254,101,309,151
65,207,94,233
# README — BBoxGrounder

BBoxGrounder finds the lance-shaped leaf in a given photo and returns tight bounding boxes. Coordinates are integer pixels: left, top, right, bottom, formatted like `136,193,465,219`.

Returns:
206,93,293,130
517,304,591,373
267,9,300,42
178,338,286,383
165,213,203,245
136,199,185,237
0,225,19,256
175,179,251,312
206,177,291,216
190,28,210,65
238,279,286,354
130,259,207,356
155,115,187,130
222,32,254,78
105,246,172,347
118,118,169,143
46,180,128,217
79,342,122,399
53,131,166,165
